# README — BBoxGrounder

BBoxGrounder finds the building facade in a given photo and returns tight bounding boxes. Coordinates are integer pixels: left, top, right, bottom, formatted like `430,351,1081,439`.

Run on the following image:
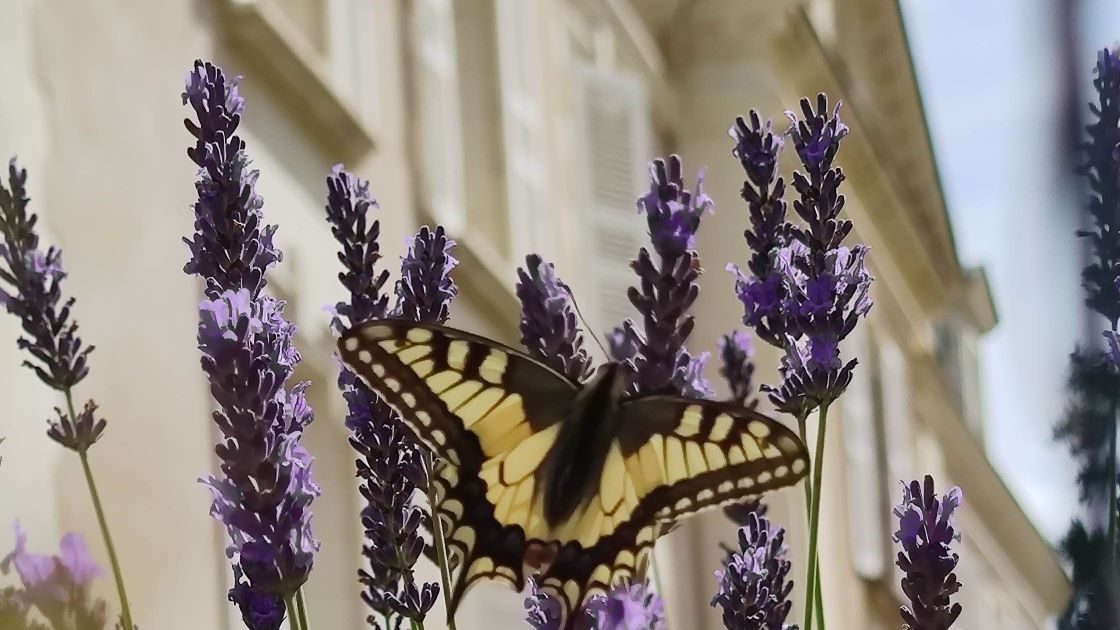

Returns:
0,0,1068,628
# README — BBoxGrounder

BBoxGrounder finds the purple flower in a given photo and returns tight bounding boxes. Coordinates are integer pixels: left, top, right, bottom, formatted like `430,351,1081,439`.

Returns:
893,476,964,630
592,581,665,630
0,159,95,394
622,155,712,398
182,61,280,301
718,330,757,407
1078,48,1120,329
1,523,108,629
325,165,389,333
729,112,792,347
46,400,107,453
711,512,796,630
516,254,594,382
183,60,318,602
324,165,446,627
197,290,319,596
396,225,458,322
228,575,286,630
761,96,872,414
524,575,571,630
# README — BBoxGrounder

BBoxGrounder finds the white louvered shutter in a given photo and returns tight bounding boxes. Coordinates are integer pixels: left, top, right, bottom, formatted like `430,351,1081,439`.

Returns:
410,0,465,233
572,63,652,334
839,325,888,579
879,334,915,601
328,0,379,126
495,0,548,253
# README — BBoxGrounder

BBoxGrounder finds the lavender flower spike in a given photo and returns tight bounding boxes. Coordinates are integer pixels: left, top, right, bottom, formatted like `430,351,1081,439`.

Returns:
1078,48,1120,338
1,523,108,629
621,155,713,398
592,581,666,630
728,111,792,348
711,512,797,630
762,95,873,415
183,60,318,607
516,254,594,382
718,330,757,407
396,225,459,321
324,165,446,626
893,476,964,630
0,160,108,453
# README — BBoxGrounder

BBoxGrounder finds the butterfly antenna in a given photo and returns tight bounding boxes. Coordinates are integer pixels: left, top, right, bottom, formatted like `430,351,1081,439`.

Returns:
562,282,609,358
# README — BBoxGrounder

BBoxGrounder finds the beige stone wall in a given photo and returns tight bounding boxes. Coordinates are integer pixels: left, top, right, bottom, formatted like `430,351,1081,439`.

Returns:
0,0,1067,629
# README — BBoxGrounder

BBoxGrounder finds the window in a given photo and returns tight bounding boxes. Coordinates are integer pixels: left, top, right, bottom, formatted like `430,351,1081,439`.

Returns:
840,325,889,580
221,0,380,155
495,0,548,254
841,327,914,584
409,0,467,233
933,311,984,438
570,62,652,332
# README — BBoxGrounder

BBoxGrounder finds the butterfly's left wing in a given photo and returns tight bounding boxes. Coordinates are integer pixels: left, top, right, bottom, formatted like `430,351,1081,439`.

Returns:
338,319,580,612
537,397,808,624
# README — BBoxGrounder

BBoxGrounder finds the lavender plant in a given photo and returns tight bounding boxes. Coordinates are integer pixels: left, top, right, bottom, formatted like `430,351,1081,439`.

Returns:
1077,46,1120,570
324,166,452,629
182,60,319,629
892,476,964,630
729,98,873,630
712,511,796,630
0,159,133,627
1056,46,1120,630
0,523,108,629
616,155,713,399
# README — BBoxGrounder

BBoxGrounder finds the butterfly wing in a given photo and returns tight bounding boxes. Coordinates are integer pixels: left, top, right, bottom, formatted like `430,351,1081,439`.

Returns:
536,397,808,624
337,319,579,611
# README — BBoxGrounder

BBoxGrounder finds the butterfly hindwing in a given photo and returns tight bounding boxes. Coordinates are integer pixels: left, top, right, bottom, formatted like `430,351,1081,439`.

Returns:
338,319,579,611
536,397,809,622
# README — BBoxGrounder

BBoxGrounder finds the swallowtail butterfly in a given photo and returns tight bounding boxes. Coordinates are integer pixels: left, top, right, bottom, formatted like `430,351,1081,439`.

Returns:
339,319,808,628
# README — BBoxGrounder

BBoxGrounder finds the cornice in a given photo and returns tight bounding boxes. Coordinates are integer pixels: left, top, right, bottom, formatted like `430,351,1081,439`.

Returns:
769,8,957,322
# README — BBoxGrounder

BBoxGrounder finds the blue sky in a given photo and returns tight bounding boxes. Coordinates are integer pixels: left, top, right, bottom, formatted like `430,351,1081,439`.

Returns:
900,0,1120,542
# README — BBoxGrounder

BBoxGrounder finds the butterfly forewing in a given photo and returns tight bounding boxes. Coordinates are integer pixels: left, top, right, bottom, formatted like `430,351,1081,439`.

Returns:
338,319,579,610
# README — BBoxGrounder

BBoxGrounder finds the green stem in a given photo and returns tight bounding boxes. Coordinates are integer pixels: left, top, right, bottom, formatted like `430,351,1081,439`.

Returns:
797,414,826,630
69,391,134,629
803,404,829,630
425,455,458,630
410,620,424,630
284,595,302,630
295,588,311,630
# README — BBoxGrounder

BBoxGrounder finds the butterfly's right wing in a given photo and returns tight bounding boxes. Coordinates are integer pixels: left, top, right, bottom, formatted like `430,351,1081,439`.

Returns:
337,319,579,610
536,397,808,625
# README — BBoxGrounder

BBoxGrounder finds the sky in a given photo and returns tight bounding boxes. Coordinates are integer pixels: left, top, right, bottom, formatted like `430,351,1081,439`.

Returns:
899,0,1120,542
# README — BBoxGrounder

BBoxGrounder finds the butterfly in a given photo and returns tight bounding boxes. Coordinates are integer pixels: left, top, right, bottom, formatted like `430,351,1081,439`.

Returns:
338,319,809,628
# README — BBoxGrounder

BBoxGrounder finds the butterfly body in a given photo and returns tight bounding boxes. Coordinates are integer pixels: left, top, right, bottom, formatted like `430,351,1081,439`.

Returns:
338,319,809,628
541,362,628,527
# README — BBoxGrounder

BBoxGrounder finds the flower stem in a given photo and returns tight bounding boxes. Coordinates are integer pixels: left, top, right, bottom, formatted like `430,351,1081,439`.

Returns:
797,414,827,630
425,455,458,630
285,594,302,630
296,588,311,629
70,391,134,629
803,403,829,630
